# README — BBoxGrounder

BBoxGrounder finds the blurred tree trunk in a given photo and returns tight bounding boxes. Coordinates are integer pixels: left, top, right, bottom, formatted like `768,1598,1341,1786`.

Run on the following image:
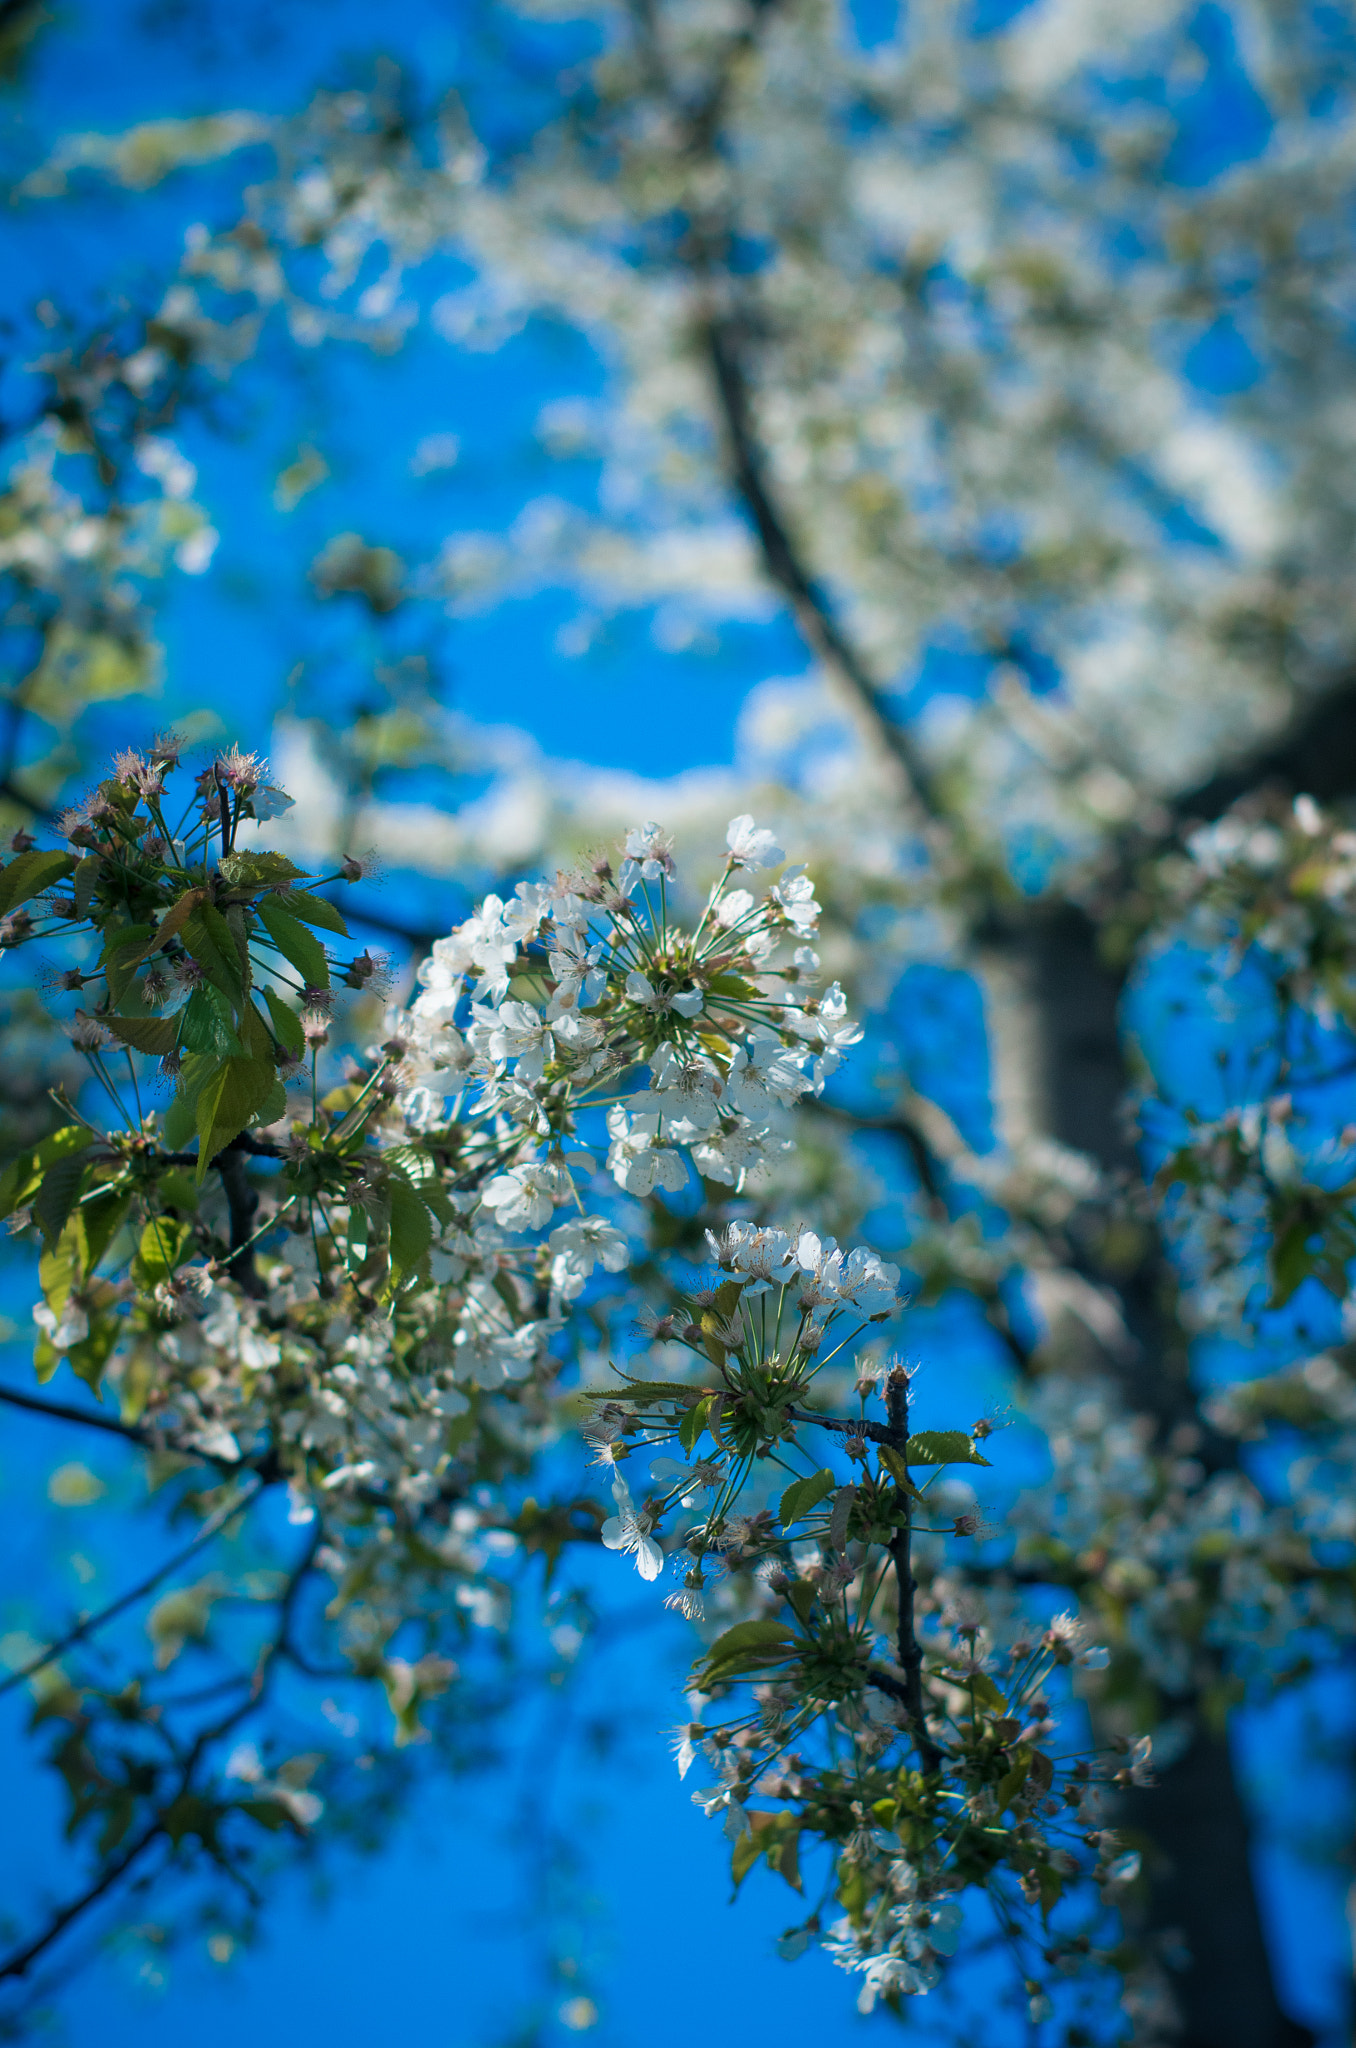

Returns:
994,900,1315,2047
702,272,1329,2043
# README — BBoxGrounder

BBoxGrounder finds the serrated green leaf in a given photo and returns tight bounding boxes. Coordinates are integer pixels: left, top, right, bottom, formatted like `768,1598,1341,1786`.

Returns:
256,895,329,989
180,905,245,1003
73,855,100,919
102,1013,179,1057
263,986,305,1058
877,1445,928,1501
779,1467,836,1527
0,847,76,919
33,1153,88,1249
219,851,309,892
103,923,155,1005
194,1056,277,1178
163,1052,217,1151
80,1187,132,1275
0,1125,93,1220
581,1378,708,1403
387,1176,434,1292
132,1215,193,1290
905,1430,992,1467
698,1619,798,1682
178,985,242,1057
786,1579,816,1626
678,1396,712,1453
274,888,348,937
140,885,208,960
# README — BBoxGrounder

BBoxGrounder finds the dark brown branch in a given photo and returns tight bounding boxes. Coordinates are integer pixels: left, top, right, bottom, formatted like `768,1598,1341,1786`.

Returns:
788,1404,891,1444
0,1477,263,1700
703,318,945,826
216,1141,265,1298
0,1381,149,1444
883,1373,942,1775
0,1817,165,1982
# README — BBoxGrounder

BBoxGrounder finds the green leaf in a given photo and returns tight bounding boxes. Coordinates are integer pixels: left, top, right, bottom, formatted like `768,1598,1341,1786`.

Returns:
731,1813,802,1894
582,1379,710,1404
132,1215,194,1290
946,1669,1007,1714
995,1749,1032,1813
877,1446,927,1502
678,1396,712,1453
102,923,155,1005
698,1619,799,1683
387,1176,434,1292
140,886,208,963
180,905,245,1002
67,1314,119,1395
779,1467,836,1528
274,888,349,937
1269,1220,1315,1307
786,1579,817,1626
179,985,242,1057
257,1074,287,1127
159,1168,198,1212
102,1013,179,1057
39,1218,81,1318
0,1124,93,1220
163,1053,217,1151
904,1430,992,1467
33,1153,89,1249
256,894,329,989
240,1798,295,1834
263,986,305,1058
194,1056,277,1178
0,847,76,919
219,850,309,892
79,1187,133,1275
73,855,100,919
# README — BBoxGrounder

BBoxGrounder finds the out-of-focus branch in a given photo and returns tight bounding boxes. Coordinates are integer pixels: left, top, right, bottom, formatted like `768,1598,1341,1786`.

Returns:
703,318,945,827
0,1475,264,1701
0,1817,166,1983
217,1140,266,1298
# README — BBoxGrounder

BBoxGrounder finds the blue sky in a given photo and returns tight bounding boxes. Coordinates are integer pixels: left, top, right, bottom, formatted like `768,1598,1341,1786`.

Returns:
1,3,1353,2043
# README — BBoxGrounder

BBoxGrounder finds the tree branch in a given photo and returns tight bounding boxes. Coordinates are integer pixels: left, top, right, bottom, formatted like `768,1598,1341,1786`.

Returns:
0,1818,165,1982
883,1373,942,1775
216,1141,265,1298
702,317,945,827
0,1381,150,1445
0,1476,264,1700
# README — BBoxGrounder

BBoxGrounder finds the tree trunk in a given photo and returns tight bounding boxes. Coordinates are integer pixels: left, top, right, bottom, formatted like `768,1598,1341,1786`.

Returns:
989,902,1314,2047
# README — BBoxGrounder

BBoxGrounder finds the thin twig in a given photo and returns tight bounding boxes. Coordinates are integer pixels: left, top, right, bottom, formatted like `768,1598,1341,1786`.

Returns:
0,1477,264,1700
